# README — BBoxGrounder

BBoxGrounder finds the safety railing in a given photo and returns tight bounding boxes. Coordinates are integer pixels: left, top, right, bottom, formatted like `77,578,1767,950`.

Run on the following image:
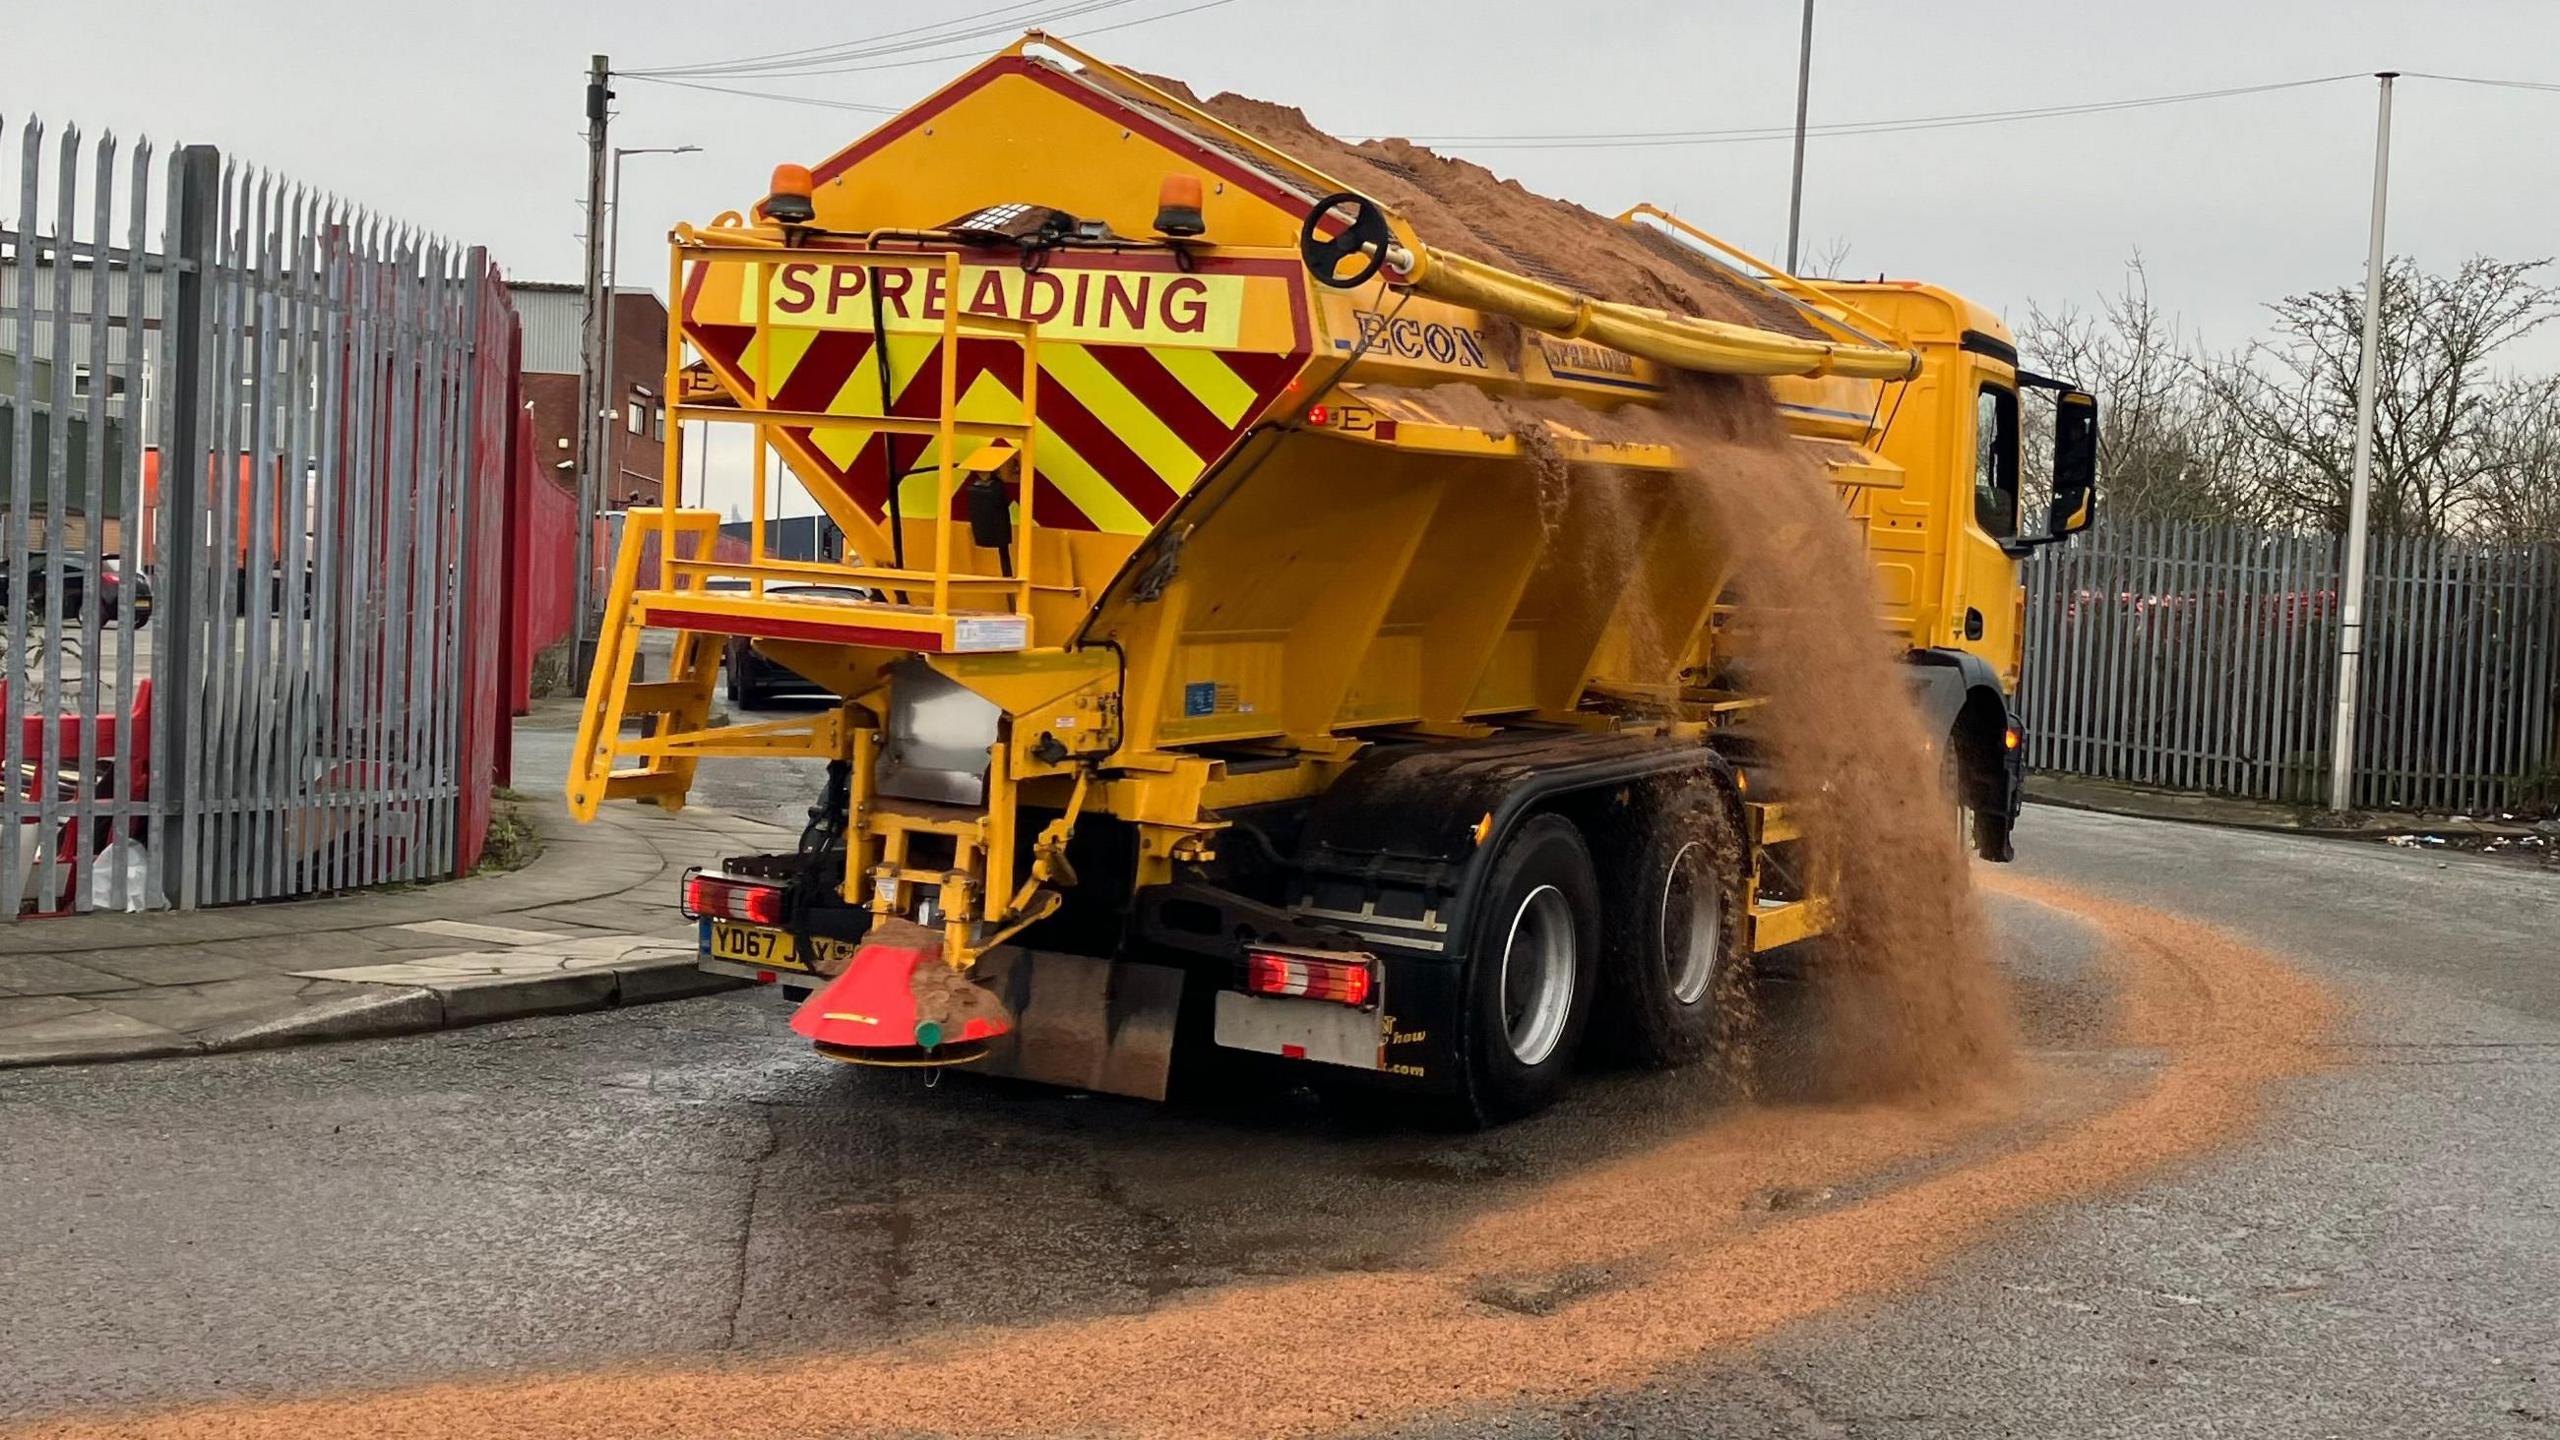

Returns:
1616,205,1910,357
659,238,1044,629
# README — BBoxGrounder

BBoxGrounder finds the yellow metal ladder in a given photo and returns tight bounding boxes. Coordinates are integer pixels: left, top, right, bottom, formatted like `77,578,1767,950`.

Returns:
568,247,1046,820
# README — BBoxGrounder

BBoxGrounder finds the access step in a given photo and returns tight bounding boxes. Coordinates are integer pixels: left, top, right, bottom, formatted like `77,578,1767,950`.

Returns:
1745,896,1833,953
636,589,1029,655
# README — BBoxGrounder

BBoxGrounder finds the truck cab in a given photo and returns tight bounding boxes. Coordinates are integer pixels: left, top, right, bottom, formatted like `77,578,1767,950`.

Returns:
1765,281,2099,859
1808,283,2091,689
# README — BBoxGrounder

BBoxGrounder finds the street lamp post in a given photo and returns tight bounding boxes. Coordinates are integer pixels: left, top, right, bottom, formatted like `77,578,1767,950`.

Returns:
601,145,701,501
2326,73,2398,813
576,142,699,682
1784,0,1814,273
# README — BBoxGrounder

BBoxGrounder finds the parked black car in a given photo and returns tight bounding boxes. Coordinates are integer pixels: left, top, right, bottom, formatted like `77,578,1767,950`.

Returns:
0,552,153,627
723,583,870,708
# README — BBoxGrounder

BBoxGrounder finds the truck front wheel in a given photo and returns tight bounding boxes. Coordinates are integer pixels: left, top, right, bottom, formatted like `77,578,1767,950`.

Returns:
1460,814,1600,1123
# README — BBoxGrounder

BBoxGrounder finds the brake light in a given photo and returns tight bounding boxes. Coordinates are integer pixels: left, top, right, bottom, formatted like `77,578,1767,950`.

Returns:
1305,403,1330,427
1246,949,1375,1007
682,872,784,926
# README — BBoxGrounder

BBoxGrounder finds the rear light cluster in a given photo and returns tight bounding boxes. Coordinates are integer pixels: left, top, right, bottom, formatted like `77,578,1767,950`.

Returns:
682,871,784,926
1245,948,1377,1008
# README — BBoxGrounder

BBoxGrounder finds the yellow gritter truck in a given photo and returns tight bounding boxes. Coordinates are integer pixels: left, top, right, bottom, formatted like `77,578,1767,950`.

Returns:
566,34,2099,1122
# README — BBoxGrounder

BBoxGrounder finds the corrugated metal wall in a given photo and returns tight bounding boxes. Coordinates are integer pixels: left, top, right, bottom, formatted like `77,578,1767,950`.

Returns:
507,284,588,376
2023,517,2560,813
508,284,654,376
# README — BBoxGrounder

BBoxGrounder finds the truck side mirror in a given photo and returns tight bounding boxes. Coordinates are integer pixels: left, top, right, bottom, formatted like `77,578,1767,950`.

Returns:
2048,389,2098,537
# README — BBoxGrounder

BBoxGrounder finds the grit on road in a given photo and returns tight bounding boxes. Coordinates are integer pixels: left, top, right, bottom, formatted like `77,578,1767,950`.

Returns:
1,751,2551,1435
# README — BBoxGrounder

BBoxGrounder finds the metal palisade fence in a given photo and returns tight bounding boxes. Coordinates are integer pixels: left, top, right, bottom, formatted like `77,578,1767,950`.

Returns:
1,115,514,915
2023,516,2560,814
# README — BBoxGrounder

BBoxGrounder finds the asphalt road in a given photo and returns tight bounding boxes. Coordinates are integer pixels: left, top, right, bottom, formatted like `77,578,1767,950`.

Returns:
2,799,2552,1436
1415,810,2560,1439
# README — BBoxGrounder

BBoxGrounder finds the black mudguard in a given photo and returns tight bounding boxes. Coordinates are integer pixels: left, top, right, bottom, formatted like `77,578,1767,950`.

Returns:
1908,648,2023,862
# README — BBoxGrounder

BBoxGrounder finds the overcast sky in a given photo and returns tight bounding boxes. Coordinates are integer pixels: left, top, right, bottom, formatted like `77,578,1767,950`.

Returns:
10,0,2560,511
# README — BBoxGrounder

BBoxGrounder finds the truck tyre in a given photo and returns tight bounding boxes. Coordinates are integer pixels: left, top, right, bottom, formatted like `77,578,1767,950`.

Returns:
1459,813,1601,1124
1944,727,1972,856
1606,782,1748,1068
730,655,768,710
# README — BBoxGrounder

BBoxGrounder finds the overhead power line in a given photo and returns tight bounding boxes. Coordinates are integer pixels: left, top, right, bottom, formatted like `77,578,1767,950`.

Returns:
626,0,1066,79
640,0,1147,79
1362,74,2371,151
622,40,2560,146
619,75,903,114
2402,71,2560,93
693,0,1239,81
626,0,1221,81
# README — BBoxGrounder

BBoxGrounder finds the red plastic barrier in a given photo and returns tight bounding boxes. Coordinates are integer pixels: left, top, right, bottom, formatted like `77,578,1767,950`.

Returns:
2,679,152,915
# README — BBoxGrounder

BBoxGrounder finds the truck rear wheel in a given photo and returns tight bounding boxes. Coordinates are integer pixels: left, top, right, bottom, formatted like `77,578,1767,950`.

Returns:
1605,782,1748,1068
1459,813,1600,1123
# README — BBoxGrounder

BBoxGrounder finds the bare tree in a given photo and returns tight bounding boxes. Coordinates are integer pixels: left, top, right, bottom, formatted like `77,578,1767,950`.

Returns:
1799,235,1856,281
2463,375,2560,544
2201,256,2560,536
2020,256,2279,527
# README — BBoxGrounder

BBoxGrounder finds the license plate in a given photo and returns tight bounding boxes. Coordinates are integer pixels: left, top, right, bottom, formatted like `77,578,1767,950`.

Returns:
1212,990,1383,1071
703,920,853,974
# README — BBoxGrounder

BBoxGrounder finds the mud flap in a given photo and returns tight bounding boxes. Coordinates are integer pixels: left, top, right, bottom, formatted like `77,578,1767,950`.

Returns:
971,945,1184,1101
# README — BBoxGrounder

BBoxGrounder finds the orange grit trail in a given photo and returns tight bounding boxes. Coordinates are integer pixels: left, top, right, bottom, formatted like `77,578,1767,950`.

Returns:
15,879,2337,1440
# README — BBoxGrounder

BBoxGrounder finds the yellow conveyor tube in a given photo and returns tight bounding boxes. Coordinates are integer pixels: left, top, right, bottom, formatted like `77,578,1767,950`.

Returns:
1394,244,1920,382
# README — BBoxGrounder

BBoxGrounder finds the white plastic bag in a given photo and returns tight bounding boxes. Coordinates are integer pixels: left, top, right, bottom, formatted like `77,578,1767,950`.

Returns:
89,838,168,912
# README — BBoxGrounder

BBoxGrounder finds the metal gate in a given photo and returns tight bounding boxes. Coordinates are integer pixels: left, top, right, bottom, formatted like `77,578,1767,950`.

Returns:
2023,517,2560,813
1,115,516,914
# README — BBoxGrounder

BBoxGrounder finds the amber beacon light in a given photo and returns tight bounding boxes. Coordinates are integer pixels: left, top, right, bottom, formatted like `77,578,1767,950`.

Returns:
763,163,816,225
1154,172,1205,237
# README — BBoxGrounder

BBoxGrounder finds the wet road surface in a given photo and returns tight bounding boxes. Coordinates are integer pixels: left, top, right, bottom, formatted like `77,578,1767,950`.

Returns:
2,797,2552,1436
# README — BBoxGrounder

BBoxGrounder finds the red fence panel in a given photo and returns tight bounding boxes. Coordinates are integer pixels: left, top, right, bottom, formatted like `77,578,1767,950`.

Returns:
506,428,582,717
454,258,517,875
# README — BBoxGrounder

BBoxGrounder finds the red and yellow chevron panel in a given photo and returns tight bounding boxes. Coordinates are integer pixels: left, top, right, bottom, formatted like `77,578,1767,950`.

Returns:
683,252,1311,535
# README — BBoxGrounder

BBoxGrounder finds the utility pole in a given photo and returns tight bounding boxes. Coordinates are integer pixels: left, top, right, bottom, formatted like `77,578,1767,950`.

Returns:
572,54,612,686
1784,0,1814,273
2326,71,2397,814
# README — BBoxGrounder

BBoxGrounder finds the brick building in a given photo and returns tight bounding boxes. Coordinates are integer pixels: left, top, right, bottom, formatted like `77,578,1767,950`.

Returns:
507,282,670,508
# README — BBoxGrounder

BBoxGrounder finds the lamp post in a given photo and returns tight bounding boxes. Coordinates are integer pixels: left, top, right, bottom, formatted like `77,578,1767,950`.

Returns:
2325,73,2398,813
575,142,698,682
601,144,700,503
1784,0,1814,273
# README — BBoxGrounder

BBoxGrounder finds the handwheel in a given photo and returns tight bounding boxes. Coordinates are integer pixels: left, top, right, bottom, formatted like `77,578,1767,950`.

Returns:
1299,191,1397,289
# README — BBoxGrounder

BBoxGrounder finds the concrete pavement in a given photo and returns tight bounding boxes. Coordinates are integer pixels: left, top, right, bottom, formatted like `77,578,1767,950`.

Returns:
0,798,785,1068
2029,770,2559,854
